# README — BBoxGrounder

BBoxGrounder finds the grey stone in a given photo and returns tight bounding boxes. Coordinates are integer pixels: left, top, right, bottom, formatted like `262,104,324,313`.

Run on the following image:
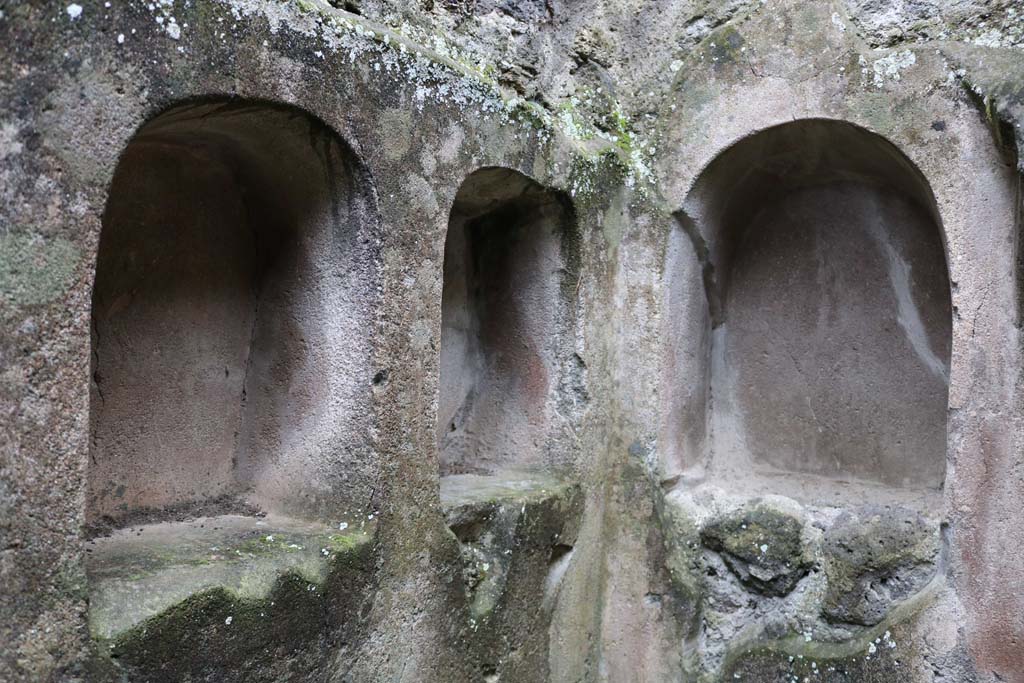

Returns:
1,0,1022,681
700,503,810,597
821,506,940,626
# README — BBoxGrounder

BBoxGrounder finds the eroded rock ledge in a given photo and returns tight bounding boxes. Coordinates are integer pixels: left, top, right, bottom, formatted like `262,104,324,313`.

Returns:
661,486,943,681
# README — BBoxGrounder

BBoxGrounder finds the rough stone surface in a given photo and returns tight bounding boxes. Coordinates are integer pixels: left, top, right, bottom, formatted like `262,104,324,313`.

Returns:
663,486,944,679
700,504,810,597
821,506,940,627
0,0,1022,681
440,472,584,680
88,518,377,682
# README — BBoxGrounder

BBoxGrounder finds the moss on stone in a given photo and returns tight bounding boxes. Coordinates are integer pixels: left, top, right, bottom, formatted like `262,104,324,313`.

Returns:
821,506,938,626
700,504,810,596
724,644,901,682
660,498,704,628
706,25,747,68
721,621,919,683
0,232,79,308
88,517,375,642
93,530,376,682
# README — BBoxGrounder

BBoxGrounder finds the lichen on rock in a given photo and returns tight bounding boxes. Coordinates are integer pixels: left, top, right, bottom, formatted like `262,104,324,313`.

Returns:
700,502,811,597
821,506,940,626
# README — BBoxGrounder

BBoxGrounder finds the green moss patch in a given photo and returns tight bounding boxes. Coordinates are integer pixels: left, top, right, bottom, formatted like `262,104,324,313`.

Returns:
88,514,376,681
821,506,939,625
701,504,810,596
87,514,374,640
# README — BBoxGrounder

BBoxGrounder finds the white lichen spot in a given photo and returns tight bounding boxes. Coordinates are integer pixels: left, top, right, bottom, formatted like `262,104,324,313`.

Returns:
830,12,845,32
117,33,125,44
0,122,24,161
166,22,181,40
338,522,348,531
872,50,916,88
225,616,233,625
66,4,83,20
669,59,683,73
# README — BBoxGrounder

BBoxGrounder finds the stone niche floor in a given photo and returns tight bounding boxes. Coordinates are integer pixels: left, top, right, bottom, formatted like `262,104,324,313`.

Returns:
86,514,374,641
440,470,576,509
694,466,944,513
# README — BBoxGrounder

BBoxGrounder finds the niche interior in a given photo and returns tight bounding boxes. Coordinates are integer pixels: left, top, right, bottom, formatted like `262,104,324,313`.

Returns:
88,100,380,529
438,168,577,478
662,119,952,505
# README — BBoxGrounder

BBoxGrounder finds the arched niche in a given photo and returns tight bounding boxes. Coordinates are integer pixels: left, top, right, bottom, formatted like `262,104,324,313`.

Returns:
662,119,951,504
87,100,380,529
438,167,578,478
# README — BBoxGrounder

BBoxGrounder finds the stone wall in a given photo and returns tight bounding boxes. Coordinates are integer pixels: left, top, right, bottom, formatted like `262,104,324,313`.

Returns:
0,1,1021,682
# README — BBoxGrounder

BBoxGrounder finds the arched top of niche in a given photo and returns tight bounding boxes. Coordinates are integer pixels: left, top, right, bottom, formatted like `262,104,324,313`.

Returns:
117,96,380,223
449,166,577,232
676,118,946,323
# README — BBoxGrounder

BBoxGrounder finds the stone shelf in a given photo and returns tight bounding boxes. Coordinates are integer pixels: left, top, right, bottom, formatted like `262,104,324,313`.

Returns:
440,470,576,510
86,514,374,642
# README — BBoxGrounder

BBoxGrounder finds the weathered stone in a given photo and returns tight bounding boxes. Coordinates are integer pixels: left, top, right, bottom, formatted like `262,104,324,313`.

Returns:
660,491,705,630
2,0,1022,680
821,506,939,626
440,472,583,679
87,516,377,682
723,629,908,683
700,503,810,597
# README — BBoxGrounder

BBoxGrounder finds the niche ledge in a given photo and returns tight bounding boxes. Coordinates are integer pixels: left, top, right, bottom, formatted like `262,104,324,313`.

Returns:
86,514,375,680
440,470,583,624
441,470,579,511
674,463,943,513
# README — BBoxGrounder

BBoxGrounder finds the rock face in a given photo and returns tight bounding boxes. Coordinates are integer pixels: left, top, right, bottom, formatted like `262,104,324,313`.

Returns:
440,473,584,680
821,506,940,626
700,505,810,597
662,488,943,679
89,521,378,682
1,0,1022,682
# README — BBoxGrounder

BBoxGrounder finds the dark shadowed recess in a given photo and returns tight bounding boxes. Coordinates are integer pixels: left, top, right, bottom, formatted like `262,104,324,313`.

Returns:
87,99,380,531
438,167,579,477
664,119,951,505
